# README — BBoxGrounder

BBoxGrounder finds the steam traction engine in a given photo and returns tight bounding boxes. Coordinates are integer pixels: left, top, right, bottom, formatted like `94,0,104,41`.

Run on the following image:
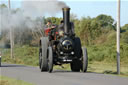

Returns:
39,8,88,73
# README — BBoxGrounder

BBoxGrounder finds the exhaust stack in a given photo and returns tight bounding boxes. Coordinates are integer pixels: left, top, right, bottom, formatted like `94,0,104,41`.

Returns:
62,8,70,34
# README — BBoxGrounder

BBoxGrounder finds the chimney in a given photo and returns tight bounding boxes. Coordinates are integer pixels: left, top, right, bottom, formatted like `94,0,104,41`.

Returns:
62,8,70,34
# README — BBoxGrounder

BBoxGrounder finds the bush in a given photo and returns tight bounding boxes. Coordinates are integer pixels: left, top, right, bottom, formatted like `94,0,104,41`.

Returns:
87,43,127,63
121,31,128,44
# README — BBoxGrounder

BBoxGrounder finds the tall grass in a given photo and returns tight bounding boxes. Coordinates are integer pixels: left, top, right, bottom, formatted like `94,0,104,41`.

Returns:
1,45,39,66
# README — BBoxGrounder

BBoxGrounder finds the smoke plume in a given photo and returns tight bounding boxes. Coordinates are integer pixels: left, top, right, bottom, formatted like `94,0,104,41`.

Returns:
0,0,68,30
0,0,68,46
22,0,68,17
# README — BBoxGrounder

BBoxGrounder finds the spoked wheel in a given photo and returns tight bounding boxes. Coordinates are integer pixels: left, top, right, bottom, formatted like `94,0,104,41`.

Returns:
48,46,53,73
40,37,49,72
81,47,88,72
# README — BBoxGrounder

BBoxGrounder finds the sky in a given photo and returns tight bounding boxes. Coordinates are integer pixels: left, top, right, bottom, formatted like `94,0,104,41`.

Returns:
0,0,128,26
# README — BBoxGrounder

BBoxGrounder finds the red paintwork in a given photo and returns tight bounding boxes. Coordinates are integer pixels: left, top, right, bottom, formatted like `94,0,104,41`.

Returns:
45,28,51,36
44,28,58,40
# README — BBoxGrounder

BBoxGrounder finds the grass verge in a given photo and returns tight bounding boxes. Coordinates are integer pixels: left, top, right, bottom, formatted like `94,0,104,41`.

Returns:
54,62,128,77
0,76,33,85
88,62,128,77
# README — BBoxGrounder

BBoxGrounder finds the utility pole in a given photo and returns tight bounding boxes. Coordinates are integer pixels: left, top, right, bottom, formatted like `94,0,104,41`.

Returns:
117,0,121,75
8,0,13,59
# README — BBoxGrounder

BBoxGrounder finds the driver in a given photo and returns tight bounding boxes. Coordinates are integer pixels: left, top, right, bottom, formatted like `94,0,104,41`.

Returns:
44,20,52,30
58,20,75,37
44,20,57,36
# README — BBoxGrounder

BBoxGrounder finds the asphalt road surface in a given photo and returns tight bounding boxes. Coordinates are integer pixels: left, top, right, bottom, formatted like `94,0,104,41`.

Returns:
0,63,128,85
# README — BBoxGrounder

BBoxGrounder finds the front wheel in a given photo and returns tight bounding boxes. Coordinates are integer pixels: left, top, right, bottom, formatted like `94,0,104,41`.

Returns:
81,47,88,72
48,47,53,73
70,60,81,72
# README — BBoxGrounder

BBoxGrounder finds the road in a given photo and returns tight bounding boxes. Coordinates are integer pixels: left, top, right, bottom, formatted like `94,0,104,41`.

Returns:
0,63,128,85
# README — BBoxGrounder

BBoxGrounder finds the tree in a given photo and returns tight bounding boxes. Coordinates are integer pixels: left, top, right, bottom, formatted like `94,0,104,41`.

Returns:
122,24,128,31
45,17,62,25
0,4,7,8
95,14,114,29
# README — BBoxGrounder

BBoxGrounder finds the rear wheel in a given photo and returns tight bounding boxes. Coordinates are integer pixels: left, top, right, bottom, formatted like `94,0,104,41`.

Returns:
81,47,88,72
48,47,53,73
40,37,49,72
39,49,41,69
0,57,1,67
